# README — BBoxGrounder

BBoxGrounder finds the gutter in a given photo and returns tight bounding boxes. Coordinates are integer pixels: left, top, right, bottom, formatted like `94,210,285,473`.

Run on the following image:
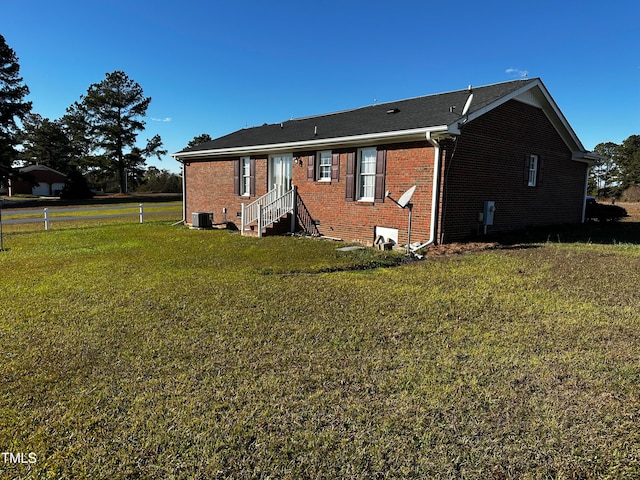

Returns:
572,151,602,163
171,126,449,160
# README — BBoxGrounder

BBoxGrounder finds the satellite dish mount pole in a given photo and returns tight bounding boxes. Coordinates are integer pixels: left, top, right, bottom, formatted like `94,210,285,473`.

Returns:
386,185,417,255
406,201,413,255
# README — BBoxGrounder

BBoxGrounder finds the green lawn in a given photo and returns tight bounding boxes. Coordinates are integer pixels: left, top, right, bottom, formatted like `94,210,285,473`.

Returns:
1,222,639,479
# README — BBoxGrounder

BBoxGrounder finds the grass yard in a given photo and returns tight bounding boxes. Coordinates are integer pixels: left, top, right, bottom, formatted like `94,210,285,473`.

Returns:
0,220,639,478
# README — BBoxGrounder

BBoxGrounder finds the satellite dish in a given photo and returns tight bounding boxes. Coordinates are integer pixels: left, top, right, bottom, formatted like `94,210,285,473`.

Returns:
397,185,417,208
461,92,474,116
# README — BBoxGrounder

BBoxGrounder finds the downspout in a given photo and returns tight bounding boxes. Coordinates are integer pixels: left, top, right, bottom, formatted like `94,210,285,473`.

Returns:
173,158,187,226
410,131,443,252
581,161,590,223
181,160,187,224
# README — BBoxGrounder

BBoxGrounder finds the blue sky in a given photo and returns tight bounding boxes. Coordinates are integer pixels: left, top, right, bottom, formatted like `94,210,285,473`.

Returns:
2,0,639,173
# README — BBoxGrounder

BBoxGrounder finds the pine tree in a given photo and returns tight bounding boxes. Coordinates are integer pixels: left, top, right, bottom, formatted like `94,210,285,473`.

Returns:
69,71,152,193
592,142,620,197
617,135,640,190
0,34,32,179
186,133,212,149
18,114,77,173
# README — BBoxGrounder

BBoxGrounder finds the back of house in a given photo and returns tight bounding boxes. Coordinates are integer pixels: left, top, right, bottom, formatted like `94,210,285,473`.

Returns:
174,78,597,246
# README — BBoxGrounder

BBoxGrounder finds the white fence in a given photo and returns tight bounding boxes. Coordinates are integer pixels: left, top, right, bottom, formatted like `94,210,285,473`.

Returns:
0,202,182,230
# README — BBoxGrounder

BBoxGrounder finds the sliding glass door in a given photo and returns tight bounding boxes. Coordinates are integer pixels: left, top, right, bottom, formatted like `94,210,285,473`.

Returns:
269,154,292,195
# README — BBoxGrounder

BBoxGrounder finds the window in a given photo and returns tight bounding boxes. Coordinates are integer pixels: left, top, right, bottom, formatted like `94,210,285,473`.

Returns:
523,154,543,188
241,157,251,195
358,147,377,200
317,151,332,181
308,151,339,182
345,148,385,202
234,157,255,197
527,154,538,187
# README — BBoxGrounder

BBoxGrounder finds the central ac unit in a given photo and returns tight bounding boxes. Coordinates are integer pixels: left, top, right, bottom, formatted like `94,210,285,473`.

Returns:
192,212,213,228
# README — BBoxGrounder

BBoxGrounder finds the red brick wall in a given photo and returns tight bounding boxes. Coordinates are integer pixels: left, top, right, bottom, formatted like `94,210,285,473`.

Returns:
185,157,268,226
439,99,588,242
9,178,35,195
293,143,435,245
185,143,436,245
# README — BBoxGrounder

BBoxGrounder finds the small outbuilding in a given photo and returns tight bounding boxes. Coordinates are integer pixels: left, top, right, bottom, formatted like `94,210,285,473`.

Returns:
8,165,67,197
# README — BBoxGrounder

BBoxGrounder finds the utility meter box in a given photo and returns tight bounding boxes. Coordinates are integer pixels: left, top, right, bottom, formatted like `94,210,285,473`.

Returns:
483,201,495,226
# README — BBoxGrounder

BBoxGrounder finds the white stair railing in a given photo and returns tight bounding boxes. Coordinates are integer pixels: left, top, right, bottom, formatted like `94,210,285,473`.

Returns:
241,186,296,237
242,188,280,227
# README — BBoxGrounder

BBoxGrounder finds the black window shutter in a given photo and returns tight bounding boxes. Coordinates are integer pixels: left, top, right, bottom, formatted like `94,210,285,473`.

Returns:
374,149,386,203
537,156,544,186
307,154,315,182
331,153,340,181
524,154,531,186
345,152,356,201
234,158,240,195
249,158,256,197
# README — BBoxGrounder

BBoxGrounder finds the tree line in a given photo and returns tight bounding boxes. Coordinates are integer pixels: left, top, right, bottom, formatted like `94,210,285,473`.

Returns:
0,34,181,197
591,136,640,199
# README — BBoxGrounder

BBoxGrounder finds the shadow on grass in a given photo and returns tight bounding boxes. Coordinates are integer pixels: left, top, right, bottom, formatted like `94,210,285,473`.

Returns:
486,220,640,246
258,255,411,276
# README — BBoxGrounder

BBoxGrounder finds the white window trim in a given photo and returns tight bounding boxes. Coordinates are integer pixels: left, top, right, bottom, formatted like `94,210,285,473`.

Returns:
528,154,538,187
357,147,377,201
241,156,251,196
317,150,332,182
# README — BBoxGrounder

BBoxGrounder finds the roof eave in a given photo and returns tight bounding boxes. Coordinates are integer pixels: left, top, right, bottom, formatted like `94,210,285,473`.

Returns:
572,151,601,163
172,126,450,160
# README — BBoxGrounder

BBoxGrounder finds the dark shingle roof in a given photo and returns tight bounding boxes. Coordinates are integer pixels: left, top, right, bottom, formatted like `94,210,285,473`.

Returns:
179,79,537,154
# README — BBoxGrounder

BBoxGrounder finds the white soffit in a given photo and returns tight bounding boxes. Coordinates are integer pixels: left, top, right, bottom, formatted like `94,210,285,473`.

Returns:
514,89,544,108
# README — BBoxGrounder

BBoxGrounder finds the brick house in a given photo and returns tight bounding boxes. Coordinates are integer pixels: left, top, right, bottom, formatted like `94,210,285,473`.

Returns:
173,78,597,247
